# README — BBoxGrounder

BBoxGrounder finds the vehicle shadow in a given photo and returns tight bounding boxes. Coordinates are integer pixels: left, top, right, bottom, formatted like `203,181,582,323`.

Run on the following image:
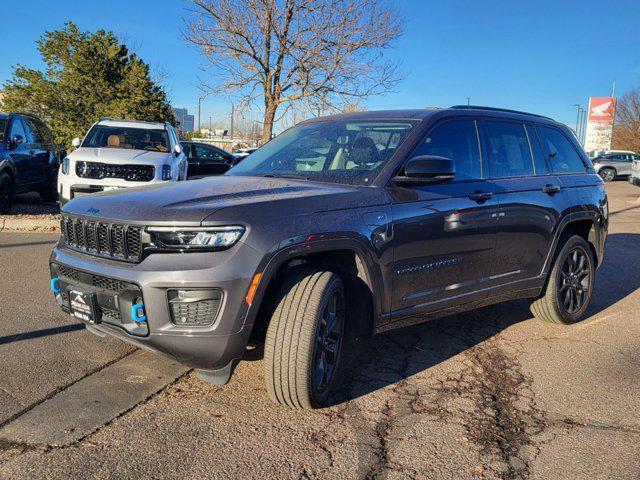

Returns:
6,193,59,216
325,232,640,406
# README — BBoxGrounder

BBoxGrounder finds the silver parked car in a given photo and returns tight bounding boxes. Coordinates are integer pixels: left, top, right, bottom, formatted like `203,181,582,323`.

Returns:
592,151,639,181
630,156,640,187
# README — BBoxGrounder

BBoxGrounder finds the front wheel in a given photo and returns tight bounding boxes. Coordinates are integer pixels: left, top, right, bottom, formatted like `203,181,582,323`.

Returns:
264,269,345,409
530,235,595,324
0,172,15,214
599,168,616,182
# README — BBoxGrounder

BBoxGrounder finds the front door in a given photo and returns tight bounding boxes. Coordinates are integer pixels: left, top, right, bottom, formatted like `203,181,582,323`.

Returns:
194,145,231,176
388,119,499,320
6,118,31,187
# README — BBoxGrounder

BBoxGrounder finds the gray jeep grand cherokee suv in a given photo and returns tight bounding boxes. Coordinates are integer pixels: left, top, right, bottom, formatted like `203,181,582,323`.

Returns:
50,106,608,409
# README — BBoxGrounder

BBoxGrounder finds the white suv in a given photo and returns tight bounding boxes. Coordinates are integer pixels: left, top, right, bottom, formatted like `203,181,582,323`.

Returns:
58,118,187,205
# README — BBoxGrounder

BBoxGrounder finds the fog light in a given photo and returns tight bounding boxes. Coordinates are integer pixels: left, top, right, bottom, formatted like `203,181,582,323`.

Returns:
168,289,223,327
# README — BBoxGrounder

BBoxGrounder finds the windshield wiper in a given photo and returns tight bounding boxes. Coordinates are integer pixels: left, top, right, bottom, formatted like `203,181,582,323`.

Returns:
260,173,310,180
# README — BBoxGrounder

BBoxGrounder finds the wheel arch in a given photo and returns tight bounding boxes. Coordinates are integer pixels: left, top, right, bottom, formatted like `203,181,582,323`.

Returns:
247,238,384,342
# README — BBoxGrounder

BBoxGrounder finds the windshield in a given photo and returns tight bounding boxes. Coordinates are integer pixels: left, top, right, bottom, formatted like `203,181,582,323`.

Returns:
0,119,6,143
82,125,169,152
227,119,417,185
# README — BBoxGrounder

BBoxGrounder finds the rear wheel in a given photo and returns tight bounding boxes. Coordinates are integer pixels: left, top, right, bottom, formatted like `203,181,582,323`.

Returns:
0,172,14,214
599,167,616,182
530,235,595,324
264,269,345,409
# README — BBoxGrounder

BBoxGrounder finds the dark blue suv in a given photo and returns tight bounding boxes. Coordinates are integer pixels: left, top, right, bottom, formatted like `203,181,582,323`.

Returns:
0,112,62,213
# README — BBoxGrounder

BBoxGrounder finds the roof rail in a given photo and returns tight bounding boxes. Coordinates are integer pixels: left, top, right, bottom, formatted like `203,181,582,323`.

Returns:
450,105,554,121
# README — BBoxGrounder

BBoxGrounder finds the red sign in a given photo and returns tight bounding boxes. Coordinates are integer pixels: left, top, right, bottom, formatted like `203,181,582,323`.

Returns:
588,97,616,123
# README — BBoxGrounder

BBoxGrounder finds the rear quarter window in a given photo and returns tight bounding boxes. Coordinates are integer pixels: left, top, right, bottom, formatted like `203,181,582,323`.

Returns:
536,125,587,174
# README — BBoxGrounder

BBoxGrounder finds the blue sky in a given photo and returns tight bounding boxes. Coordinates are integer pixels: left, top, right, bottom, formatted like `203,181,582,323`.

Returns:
1,0,639,129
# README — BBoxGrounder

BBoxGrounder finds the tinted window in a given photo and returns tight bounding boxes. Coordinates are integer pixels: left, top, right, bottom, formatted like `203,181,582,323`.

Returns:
183,144,192,159
536,126,586,174
0,119,7,143
195,145,224,162
32,118,52,146
411,120,482,180
485,121,533,178
8,118,27,142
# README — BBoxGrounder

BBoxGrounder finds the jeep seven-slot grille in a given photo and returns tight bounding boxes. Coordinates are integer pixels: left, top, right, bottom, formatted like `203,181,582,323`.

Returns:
60,215,143,262
75,161,155,182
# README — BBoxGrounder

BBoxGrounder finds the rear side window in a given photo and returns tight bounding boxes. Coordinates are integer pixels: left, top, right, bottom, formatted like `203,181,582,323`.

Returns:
536,126,587,174
485,121,533,178
411,120,482,180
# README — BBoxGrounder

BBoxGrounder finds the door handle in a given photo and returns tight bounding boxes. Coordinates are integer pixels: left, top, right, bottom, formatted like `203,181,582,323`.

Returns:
543,184,561,195
468,191,493,203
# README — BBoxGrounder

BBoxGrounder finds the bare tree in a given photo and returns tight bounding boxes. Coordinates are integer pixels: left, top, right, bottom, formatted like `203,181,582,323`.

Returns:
185,0,403,143
612,88,640,152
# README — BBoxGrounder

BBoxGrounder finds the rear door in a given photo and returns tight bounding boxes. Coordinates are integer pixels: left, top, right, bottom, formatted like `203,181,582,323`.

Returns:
388,118,499,318
21,116,48,185
481,120,570,291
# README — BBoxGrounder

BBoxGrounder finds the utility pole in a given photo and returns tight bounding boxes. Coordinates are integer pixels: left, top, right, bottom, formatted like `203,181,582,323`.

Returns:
209,116,212,131
467,97,471,106
574,104,581,136
197,96,203,133
230,104,235,141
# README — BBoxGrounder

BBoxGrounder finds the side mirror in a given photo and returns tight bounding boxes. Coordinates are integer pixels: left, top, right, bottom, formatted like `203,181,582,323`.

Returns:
393,155,456,185
71,137,81,148
10,135,24,149
174,144,182,155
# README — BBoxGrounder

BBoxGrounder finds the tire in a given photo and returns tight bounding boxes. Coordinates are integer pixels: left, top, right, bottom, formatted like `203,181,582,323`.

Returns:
39,173,58,202
0,172,15,214
264,269,345,409
599,167,616,182
530,235,595,324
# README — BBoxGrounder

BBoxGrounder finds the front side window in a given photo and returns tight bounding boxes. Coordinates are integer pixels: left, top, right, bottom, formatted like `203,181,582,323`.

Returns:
536,126,586,174
8,118,26,143
196,146,224,162
485,121,533,178
410,120,482,180
82,126,170,152
228,120,416,185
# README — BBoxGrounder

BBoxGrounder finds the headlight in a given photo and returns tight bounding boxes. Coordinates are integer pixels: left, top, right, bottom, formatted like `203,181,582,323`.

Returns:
61,157,70,175
147,226,245,250
162,164,173,180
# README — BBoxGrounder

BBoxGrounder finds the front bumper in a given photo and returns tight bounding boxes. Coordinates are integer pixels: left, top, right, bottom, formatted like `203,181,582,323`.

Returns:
49,240,263,370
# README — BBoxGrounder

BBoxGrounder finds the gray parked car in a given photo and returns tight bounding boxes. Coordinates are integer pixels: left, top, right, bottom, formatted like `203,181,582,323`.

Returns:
49,107,608,408
592,151,639,181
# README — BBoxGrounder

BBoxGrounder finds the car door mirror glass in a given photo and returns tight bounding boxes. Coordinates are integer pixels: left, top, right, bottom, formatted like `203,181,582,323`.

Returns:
11,135,24,149
393,155,456,185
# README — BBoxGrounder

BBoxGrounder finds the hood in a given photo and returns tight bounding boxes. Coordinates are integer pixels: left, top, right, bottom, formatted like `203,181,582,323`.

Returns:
68,147,172,165
62,175,364,224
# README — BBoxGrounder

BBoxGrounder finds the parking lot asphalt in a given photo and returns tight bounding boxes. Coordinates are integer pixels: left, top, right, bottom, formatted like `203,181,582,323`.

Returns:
0,182,639,479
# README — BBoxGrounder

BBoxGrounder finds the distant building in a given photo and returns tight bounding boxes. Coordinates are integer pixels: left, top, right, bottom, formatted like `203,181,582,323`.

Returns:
172,107,194,133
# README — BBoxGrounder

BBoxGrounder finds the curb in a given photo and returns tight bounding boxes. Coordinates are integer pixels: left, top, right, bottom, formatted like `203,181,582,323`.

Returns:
0,218,60,233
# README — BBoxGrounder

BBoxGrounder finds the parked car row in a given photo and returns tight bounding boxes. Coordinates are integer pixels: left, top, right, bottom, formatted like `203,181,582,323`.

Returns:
591,149,640,182
0,114,257,212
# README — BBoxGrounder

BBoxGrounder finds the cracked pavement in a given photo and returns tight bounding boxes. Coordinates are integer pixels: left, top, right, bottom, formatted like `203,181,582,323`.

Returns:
0,182,639,479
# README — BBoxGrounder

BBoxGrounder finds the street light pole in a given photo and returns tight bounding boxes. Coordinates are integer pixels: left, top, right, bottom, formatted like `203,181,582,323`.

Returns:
574,104,581,137
197,96,203,134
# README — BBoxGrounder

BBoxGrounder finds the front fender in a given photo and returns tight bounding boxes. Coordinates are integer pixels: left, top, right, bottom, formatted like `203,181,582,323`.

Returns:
243,233,387,331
